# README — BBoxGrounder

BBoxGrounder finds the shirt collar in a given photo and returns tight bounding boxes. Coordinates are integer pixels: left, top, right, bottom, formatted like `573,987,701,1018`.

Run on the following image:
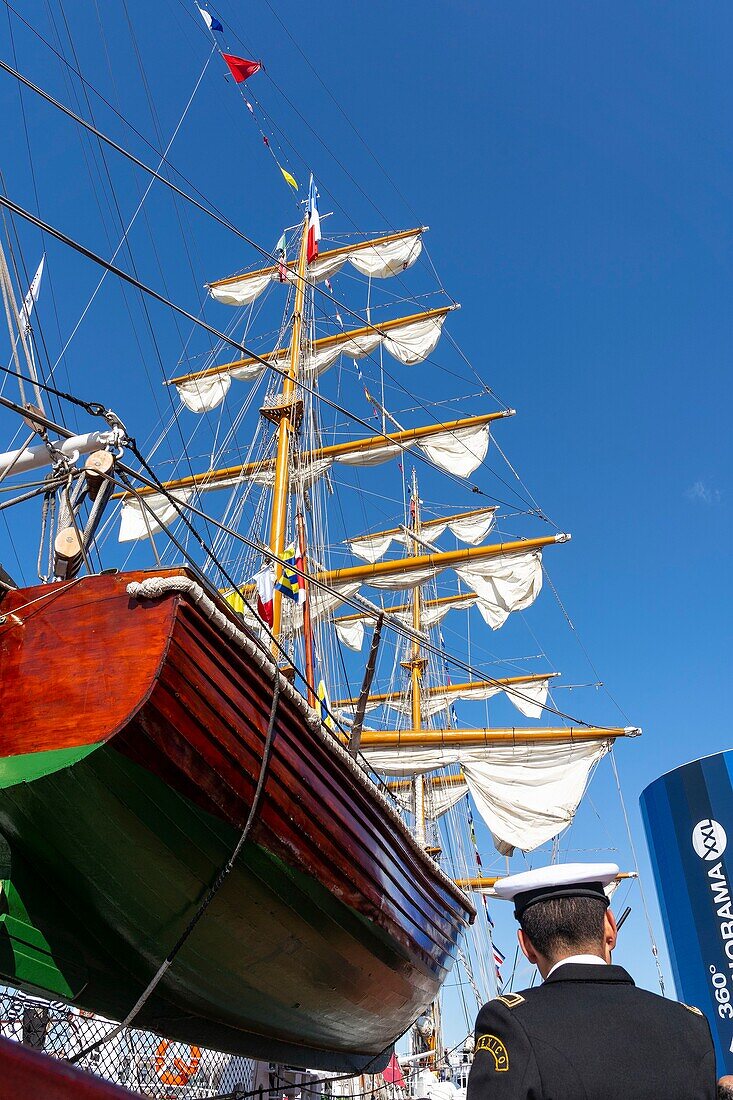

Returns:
546,953,608,978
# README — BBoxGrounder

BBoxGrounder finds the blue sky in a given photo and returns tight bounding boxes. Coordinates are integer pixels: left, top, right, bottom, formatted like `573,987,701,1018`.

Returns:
1,0,731,1052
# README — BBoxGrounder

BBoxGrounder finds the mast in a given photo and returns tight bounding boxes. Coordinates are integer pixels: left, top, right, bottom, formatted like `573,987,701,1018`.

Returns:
405,469,439,1071
268,213,309,643
296,509,316,707
406,469,425,741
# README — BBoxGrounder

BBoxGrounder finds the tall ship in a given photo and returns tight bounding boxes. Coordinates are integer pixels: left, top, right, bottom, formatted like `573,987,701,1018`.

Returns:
0,1,640,1087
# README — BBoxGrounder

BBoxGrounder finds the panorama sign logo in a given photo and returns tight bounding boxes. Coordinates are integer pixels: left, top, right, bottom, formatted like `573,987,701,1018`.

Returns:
692,819,728,861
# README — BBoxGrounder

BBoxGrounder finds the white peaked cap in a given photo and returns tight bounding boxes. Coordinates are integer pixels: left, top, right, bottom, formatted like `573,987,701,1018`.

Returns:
494,862,620,918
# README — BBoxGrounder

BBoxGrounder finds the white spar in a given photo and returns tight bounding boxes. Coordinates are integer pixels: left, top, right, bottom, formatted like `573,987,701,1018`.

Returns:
0,431,119,479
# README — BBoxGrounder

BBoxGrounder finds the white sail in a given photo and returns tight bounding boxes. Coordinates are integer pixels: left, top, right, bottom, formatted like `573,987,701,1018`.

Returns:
393,593,480,630
334,618,366,651
208,229,424,308
347,234,423,278
348,533,397,564
446,510,496,545
382,314,446,366
119,490,193,542
333,595,480,653
384,676,551,721
348,509,496,564
209,270,273,307
332,546,545,616
177,373,232,414
456,547,543,629
363,739,610,853
244,457,334,491
419,421,490,478
117,422,500,543
174,306,451,413
391,777,469,820
430,778,471,818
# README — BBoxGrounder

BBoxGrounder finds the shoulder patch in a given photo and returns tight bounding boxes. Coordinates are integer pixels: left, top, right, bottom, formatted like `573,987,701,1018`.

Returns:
475,1034,509,1072
494,992,526,1010
681,1002,703,1016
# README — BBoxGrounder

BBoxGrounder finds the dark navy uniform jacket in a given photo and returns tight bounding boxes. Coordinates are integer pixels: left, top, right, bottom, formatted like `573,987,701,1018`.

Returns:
466,963,716,1099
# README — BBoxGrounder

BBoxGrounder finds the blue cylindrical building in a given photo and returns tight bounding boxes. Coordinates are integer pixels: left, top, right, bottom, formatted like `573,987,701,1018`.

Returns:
641,751,733,1075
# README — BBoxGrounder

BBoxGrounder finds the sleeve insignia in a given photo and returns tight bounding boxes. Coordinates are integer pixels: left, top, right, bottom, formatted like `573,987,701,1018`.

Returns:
495,993,525,1010
475,1034,509,1072
681,1002,703,1016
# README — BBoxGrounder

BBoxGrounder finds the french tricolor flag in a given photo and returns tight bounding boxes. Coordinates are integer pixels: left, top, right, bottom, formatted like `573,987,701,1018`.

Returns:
307,175,321,264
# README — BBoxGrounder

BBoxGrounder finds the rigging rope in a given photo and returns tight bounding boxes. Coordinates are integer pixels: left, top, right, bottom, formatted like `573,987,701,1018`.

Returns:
0,386,629,730
609,750,666,996
45,49,216,380
0,200,512,512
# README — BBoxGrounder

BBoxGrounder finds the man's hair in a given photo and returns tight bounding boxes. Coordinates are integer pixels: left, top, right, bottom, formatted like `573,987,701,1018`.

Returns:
718,1085,733,1100
519,896,607,960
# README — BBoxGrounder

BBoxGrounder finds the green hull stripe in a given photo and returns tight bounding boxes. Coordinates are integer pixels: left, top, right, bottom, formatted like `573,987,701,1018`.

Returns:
0,744,100,789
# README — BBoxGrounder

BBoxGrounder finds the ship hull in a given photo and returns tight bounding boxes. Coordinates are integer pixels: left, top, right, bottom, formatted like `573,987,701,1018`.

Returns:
0,1036,138,1100
0,569,472,1071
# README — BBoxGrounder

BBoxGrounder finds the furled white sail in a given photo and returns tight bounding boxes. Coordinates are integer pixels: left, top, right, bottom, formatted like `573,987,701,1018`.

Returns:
304,332,380,376
329,546,541,623
209,270,272,307
430,777,471,818
334,443,404,468
117,425,499,543
348,533,396,564
383,314,446,366
334,618,366,651
363,739,609,853
208,230,424,309
347,234,423,278
503,676,551,719
366,565,439,591
348,509,495,564
174,307,449,413
449,510,496,544
417,594,479,628
420,421,490,480
177,373,232,414
119,490,193,542
230,358,276,383
391,776,469,819
456,547,543,630
333,594,479,653
330,425,490,477
244,457,334,491
307,253,350,282
385,677,551,720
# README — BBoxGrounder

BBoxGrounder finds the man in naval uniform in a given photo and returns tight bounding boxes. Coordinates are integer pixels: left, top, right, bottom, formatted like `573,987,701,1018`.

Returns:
466,863,716,1099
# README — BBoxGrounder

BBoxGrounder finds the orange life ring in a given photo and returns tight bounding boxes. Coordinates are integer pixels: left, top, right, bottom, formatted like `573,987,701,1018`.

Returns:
154,1039,201,1086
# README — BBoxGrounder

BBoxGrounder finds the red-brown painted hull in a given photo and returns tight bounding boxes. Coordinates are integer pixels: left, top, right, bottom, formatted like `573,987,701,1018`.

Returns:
0,569,473,1069
0,1037,137,1100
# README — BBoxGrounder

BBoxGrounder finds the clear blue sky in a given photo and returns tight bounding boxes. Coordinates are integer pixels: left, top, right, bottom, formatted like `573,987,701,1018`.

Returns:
1,0,732,1051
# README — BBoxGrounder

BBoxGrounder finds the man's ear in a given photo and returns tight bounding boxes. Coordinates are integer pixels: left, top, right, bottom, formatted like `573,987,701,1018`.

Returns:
518,928,539,966
604,909,618,953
